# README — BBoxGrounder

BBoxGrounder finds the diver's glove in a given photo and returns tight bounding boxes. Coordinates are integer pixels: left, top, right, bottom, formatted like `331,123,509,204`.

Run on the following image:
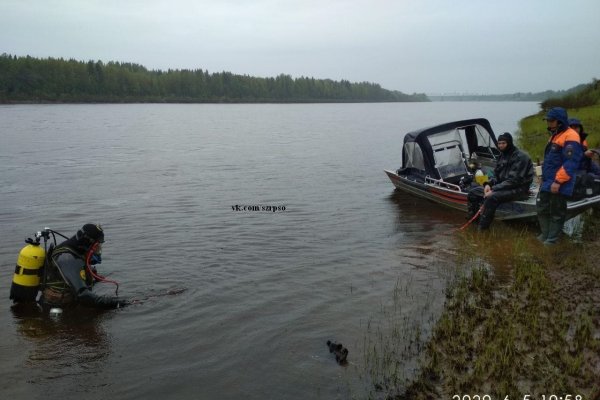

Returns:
77,288,129,309
115,299,130,308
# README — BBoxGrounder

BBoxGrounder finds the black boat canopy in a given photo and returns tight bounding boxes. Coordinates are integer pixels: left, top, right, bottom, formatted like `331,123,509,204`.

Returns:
401,118,499,181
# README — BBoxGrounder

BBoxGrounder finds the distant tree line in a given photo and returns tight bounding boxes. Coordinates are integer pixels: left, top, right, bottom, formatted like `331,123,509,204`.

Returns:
428,93,543,101
427,84,594,102
540,79,600,110
0,54,429,103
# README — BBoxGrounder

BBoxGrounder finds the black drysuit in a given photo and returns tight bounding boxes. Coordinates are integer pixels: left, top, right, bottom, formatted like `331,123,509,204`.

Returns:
467,143,534,229
43,236,126,309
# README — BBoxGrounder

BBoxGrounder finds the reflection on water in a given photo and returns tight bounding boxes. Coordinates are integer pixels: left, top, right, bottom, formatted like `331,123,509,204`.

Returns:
387,190,464,264
388,190,465,228
455,220,542,283
10,303,111,395
388,189,541,282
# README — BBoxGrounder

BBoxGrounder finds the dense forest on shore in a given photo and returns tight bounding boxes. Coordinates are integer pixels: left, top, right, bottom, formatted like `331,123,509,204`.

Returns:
0,54,428,103
427,81,596,102
427,84,588,102
540,78,600,110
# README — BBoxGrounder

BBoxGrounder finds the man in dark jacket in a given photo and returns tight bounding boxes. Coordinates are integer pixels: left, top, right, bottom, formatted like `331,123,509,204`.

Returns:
569,117,600,176
42,223,128,309
467,132,534,230
537,107,583,245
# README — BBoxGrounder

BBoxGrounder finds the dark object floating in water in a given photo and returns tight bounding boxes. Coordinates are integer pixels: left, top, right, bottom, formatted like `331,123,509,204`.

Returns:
130,287,188,304
326,340,348,365
165,288,187,296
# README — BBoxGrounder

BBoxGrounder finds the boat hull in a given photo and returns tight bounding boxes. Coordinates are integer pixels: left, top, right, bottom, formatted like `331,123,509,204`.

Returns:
384,170,600,221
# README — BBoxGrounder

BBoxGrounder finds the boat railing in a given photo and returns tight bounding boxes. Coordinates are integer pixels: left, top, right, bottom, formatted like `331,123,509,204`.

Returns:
424,176,463,192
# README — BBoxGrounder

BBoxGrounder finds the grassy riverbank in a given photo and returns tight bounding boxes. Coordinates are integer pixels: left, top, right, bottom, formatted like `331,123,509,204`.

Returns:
398,228,600,398
518,103,600,160
381,93,600,398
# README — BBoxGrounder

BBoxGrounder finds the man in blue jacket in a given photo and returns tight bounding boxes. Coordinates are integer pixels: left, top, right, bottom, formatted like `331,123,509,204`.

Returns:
537,107,583,245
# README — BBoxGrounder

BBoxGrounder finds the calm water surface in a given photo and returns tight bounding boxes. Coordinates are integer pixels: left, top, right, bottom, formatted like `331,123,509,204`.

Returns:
0,102,540,399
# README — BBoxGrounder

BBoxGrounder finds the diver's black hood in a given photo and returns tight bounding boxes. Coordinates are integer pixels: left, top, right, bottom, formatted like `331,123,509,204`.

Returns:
56,235,89,256
497,132,515,154
56,224,104,256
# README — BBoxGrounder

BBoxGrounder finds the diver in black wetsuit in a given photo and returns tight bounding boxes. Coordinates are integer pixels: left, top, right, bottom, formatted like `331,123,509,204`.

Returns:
42,224,128,309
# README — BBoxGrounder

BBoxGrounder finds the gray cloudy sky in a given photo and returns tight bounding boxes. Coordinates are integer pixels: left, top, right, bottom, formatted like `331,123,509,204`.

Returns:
2,0,599,94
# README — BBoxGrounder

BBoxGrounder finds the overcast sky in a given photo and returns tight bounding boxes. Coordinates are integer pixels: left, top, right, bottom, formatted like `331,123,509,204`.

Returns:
2,0,599,94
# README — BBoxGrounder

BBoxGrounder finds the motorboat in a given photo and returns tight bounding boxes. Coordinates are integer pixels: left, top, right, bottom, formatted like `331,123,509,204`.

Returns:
384,118,600,221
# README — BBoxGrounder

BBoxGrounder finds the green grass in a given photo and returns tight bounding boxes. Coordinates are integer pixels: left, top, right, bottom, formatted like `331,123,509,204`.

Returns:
387,230,600,399
517,103,600,161
360,277,438,399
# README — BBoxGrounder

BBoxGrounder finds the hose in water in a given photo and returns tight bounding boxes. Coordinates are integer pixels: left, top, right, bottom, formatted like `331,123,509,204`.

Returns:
85,242,120,296
457,206,484,231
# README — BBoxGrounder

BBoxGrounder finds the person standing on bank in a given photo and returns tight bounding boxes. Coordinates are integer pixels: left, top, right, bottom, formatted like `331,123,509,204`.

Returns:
42,224,129,309
467,132,534,230
569,117,600,175
537,107,583,245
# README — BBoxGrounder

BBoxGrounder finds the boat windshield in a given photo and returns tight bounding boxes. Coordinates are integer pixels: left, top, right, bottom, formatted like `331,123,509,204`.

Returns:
458,124,499,160
429,130,468,179
403,142,425,170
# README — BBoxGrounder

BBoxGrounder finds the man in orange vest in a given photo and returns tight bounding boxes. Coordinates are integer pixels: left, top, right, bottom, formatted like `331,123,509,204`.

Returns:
537,107,583,245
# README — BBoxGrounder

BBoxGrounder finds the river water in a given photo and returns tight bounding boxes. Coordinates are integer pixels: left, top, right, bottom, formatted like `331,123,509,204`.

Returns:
0,102,540,399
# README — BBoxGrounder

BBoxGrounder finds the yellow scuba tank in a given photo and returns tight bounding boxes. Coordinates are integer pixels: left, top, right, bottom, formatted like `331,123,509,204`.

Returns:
10,242,46,302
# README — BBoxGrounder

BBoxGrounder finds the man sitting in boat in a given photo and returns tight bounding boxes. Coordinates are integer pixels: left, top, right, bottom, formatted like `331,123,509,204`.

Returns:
467,132,534,230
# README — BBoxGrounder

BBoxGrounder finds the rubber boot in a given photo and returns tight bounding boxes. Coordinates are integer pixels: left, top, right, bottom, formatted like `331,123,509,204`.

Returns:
537,215,550,242
467,187,484,220
467,201,480,221
478,207,494,230
543,218,564,246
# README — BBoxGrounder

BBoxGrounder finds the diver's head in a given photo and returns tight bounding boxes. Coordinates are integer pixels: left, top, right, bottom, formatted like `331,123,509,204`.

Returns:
76,223,104,264
497,132,514,153
77,223,104,244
